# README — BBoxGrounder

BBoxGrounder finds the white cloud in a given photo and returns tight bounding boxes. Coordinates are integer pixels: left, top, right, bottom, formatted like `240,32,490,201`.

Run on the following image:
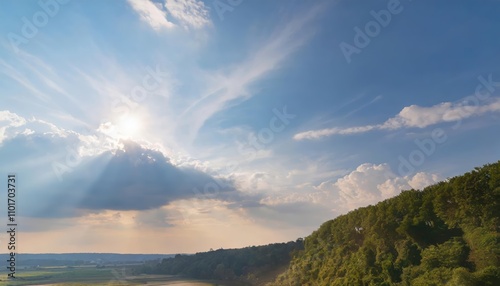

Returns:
294,97,500,140
0,110,27,143
128,0,210,30
229,171,277,194
381,100,500,129
256,162,441,218
313,163,442,213
407,172,442,190
165,0,210,29
127,0,175,30
0,110,26,127
0,110,118,157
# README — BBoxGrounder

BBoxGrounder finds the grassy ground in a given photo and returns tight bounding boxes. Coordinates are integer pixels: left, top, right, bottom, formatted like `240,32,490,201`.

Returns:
0,267,238,286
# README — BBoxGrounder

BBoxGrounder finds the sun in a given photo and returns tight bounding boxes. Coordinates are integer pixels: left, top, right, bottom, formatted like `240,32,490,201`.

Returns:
116,115,142,138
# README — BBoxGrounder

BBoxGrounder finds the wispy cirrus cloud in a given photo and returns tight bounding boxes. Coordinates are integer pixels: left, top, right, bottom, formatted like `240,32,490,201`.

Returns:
0,58,51,102
177,3,326,142
294,97,500,140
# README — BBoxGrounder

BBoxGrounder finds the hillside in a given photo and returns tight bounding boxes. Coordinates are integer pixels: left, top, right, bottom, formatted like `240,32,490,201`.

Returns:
270,161,500,285
139,240,304,285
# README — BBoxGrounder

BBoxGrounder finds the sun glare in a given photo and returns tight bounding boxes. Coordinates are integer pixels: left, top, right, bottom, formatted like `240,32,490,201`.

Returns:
117,115,142,138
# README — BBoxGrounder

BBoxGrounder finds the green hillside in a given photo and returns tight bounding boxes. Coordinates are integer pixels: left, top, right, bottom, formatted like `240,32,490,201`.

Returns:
271,161,500,286
140,240,304,285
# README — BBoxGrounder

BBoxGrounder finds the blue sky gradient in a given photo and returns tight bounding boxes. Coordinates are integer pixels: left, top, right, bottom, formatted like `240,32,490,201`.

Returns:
1,0,499,253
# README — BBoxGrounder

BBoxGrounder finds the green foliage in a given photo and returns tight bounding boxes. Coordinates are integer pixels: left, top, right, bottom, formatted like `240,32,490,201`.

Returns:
270,161,500,285
146,240,303,281
410,267,454,286
447,267,477,286
474,266,500,285
420,238,469,270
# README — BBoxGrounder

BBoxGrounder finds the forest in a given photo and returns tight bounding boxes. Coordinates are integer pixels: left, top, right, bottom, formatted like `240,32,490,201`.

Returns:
271,161,500,285
137,240,304,284
141,161,499,285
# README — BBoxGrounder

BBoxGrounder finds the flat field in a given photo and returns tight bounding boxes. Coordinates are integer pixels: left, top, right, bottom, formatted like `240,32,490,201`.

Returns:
0,267,243,286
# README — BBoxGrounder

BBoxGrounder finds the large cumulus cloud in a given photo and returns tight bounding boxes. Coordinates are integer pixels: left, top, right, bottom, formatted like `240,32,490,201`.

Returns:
0,129,238,218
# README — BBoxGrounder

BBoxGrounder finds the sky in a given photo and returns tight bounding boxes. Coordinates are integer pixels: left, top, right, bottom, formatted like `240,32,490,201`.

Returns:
0,0,499,254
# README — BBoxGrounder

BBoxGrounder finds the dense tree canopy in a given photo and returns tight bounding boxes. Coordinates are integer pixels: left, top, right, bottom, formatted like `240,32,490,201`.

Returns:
139,239,304,283
271,161,500,285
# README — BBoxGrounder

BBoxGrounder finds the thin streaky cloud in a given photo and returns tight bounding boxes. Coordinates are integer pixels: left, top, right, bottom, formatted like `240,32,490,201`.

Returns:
343,95,383,118
13,51,80,107
178,2,328,142
0,59,51,102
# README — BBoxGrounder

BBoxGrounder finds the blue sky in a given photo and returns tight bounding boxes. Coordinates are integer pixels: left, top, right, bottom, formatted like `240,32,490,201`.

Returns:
1,0,499,253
